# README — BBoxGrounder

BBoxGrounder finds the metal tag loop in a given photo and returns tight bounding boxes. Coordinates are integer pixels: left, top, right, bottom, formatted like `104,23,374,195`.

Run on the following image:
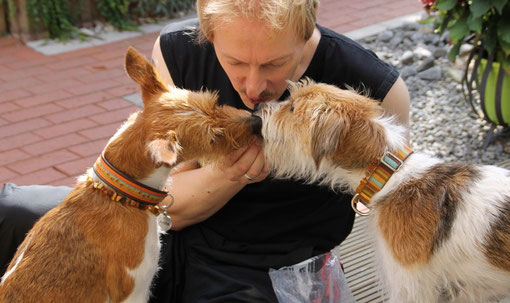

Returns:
351,194,371,216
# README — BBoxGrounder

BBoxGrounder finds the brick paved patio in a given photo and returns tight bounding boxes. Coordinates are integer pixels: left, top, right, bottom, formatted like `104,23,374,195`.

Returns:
0,0,423,186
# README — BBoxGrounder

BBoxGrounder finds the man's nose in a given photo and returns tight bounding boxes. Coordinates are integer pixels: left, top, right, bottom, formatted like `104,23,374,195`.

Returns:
245,69,265,99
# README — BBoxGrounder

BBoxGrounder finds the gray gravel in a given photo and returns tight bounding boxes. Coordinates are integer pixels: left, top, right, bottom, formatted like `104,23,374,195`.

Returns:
357,22,510,165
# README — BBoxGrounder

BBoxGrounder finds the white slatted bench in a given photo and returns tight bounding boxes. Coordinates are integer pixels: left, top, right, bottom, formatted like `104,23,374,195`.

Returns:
335,215,387,302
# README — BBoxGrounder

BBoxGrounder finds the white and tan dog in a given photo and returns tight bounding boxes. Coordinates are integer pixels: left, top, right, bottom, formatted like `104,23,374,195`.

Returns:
0,47,261,303
255,80,510,303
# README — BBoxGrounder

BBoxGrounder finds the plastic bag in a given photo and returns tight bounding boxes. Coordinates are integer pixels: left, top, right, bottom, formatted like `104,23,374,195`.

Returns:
269,252,355,303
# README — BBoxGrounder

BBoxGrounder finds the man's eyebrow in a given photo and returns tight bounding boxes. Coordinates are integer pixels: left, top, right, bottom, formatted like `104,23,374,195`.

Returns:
223,53,292,64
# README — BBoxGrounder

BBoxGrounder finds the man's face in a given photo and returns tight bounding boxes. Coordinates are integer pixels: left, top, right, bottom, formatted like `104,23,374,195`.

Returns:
212,17,306,109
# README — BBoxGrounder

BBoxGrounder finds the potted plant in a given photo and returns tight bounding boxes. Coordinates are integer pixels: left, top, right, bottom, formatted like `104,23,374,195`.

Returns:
421,0,510,148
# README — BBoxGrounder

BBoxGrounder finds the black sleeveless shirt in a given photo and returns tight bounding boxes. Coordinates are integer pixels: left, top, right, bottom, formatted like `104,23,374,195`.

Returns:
159,18,398,269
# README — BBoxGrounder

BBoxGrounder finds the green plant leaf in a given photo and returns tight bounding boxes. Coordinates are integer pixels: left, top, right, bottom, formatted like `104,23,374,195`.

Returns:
418,16,435,25
498,16,510,43
470,0,492,18
484,31,498,54
448,40,462,61
499,38,510,56
449,15,469,43
97,0,136,30
26,0,78,41
468,15,483,33
438,13,452,36
493,0,508,14
501,55,510,70
435,0,457,11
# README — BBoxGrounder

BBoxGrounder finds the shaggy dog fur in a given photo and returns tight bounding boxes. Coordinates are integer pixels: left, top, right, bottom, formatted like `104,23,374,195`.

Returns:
255,79,510,303
0,47,261,303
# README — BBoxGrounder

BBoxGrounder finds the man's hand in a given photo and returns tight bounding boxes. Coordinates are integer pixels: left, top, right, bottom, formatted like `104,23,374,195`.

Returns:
217,137,270,184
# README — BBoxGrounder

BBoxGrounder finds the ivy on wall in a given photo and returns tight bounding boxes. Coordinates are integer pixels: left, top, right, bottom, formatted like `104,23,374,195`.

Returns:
97,0,136,30
6,0,16,17
132,0,195,19
1,0,17,34
26,0,77,40
16,0,195,40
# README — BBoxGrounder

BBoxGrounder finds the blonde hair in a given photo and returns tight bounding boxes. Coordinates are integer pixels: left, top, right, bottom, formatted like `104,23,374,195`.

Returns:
196,0,319,43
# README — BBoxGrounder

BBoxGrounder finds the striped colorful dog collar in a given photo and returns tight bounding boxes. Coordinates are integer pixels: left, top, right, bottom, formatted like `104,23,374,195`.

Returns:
351,145,413,216
92,153,168,207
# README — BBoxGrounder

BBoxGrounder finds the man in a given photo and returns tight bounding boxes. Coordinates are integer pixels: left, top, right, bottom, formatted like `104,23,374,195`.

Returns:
148,0,410,301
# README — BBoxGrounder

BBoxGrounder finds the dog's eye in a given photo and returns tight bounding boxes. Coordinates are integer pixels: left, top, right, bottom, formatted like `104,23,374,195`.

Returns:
290,105,294,112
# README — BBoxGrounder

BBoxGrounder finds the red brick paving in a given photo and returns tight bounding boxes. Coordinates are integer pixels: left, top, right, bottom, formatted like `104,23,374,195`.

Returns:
0,0,422,186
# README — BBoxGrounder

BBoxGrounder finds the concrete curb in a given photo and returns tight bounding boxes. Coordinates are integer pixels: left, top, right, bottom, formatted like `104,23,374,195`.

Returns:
344,11,425,41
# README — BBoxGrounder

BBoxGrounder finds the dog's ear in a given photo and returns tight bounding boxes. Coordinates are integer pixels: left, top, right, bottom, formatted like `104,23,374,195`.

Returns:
310,112,345,169
147,130,181,166
125,46,168,105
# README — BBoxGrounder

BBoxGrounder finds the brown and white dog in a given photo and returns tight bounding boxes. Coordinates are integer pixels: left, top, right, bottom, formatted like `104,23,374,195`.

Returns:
0,47,261,303
255,80,510,303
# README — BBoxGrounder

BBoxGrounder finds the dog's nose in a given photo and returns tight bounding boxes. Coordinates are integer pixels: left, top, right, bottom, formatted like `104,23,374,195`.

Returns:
249,114,262,135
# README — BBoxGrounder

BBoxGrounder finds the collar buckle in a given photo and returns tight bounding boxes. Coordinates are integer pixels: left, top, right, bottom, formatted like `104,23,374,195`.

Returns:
380,150,404,173
351,145,413,216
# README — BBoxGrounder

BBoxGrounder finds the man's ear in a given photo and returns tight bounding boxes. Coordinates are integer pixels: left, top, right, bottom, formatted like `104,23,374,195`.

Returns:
125,46,168,106
310,112,346,169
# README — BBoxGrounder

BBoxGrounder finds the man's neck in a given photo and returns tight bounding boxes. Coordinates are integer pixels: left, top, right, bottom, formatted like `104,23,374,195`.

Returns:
292,27,321,81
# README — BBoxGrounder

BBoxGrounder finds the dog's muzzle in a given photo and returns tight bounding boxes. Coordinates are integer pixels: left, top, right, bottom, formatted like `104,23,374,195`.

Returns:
249,113,262,136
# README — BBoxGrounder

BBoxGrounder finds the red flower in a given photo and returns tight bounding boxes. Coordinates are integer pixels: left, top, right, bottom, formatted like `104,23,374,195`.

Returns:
420,0,436,5
420,0,436,13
